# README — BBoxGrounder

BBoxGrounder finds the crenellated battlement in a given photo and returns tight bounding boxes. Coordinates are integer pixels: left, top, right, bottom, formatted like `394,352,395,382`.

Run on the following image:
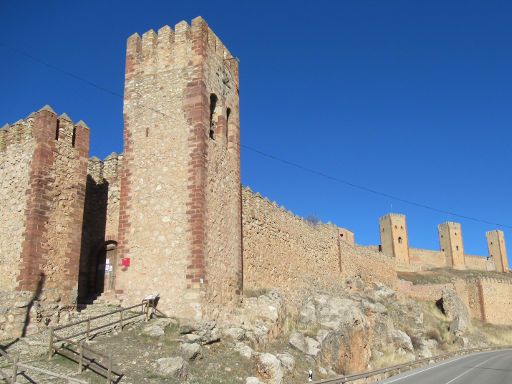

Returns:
0,106,89,154
0,115,34,151
87,152,123,184
125,17,237,79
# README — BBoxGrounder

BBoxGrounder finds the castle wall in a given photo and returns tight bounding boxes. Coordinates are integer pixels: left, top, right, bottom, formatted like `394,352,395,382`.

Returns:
396,280,452,301
465,254,494,272
242,188,396,301
202,25,243,316
0,108,89,340
78,153,122,301
116,18,241,320
409,248,446,269
0,120,35,291
478,278,512,325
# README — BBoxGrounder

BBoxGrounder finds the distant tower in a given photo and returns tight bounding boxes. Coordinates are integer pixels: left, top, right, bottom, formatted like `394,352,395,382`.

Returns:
379,214,410,264
486,230,509,273
438,222,465,270
116,17,242,320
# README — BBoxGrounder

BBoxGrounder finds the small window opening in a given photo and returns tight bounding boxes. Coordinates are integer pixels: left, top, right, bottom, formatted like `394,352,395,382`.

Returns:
398,236,403,244
55,120,60,140
226,108,231,142
71,127,77,147
209,94,218,140
145,128,149,137
456,245,459,251
395,225,397,229
340,233,344,237
442,248,445,252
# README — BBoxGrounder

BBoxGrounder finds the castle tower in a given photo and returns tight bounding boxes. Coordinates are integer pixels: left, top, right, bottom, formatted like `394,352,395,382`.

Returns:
379,214,410,264
116,17,242,320
486,230,509,273
438,222,465,270
0,106,89,304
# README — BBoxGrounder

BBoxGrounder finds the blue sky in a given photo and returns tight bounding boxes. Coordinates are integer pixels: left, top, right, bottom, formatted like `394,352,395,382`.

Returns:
1,1,511,262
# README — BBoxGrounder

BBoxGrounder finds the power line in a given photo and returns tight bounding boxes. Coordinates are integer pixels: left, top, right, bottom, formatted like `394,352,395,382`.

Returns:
2,41,511,229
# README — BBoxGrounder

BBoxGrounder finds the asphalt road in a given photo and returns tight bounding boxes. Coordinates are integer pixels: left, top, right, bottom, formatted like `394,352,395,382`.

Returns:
378,349,512,384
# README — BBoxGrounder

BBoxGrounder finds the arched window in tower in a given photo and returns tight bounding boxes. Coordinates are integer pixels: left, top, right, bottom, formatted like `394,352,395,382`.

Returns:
209,94,219,140
226,108,231,142
398,236,403,244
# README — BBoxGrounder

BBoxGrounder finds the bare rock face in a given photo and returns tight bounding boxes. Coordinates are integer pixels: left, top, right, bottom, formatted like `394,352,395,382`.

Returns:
450,315,470,337
299,294,371,375
392,330,414,353
253,352,283,384
235,290,285,346
441,288,471,334
276,352,295,373
289,332,320,356
318,323,370,375
154,356,188,379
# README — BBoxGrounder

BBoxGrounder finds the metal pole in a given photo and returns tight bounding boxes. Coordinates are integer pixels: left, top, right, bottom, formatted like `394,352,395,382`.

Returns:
48,327,54,360
11,354,18,384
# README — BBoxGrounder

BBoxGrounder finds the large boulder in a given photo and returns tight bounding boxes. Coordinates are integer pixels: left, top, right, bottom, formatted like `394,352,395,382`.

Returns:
236,290,285,346
276,352,295,373
253,353,283,384
318,324,370,375
450,315,470,337
154,357,188,379
179,343,201,360
289,332,320,356
440,288,471,328
392,330,414,353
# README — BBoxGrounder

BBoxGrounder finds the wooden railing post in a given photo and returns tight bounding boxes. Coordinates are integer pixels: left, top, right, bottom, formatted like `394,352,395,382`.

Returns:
119,309,124,331
86,317,91,341
78,342,84,373
48,327,54,360
107,351,112,383
11,353,18,384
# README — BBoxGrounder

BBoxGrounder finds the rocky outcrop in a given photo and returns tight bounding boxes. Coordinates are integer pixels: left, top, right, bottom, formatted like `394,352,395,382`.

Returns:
154,357,188,379
253,353,283,384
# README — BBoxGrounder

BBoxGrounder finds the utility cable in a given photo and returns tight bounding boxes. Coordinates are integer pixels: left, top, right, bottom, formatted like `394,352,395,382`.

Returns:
1,41,511,229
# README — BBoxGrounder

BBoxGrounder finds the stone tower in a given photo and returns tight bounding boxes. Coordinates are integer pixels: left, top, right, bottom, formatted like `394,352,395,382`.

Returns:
0,106,89,304
486,230,509,273
116,17,242,320
438,222,465,270
379,214,410,265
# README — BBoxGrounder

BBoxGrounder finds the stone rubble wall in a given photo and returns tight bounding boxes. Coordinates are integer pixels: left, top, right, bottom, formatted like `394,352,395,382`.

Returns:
78,153,122,301
409,248,446,269
465,254,495,272
474,277,512,325
0,120,35,291
241,188,397,301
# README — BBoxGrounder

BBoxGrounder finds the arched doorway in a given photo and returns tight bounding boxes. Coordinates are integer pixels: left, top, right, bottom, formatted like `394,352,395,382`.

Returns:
103,241,118,293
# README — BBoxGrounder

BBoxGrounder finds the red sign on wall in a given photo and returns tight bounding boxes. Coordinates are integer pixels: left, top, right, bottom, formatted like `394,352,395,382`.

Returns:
120,258,131,267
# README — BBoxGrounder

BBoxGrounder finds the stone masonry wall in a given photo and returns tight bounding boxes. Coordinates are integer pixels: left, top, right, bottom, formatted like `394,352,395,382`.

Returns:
117,17,242,320
409,248,446,269
78,153,122,301
0,119,35,291
477,277,512,325
202,22,242,317
242,188,397,301
465,254,495,272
